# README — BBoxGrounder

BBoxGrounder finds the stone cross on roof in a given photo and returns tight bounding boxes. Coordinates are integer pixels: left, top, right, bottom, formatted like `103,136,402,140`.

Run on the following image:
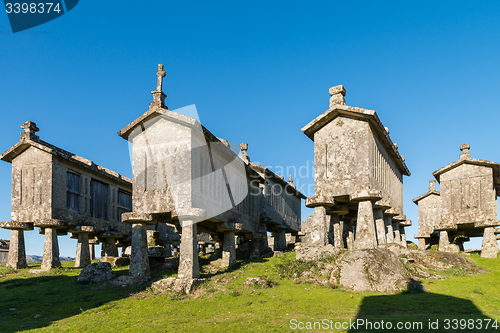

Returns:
156,64,166,92
329,85,346,108
20,120,39,141
150,64,167,109
240,143,250,163
460,143,470,159
429,179,436,192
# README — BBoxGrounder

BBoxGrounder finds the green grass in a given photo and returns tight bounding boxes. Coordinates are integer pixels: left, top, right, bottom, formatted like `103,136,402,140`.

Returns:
1,253,499,332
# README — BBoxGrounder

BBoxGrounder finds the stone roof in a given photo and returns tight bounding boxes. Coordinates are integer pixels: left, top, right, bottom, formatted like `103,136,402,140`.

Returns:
301,103,410,176
118,106,264,183
0,121,132,185
412,190,440,204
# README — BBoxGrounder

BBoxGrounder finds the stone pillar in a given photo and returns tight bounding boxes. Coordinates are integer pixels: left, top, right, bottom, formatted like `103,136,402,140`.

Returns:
344,219,354,249
129,223,150,277
75,233,91,268
274,229,286,251
88,237,98,260
331,213,344,248
374,208,386,246
165,243,172,257
41,228,61,270
1,222,33,269
8,229,27,269
354,200,376,249
342,219,349,248
481,227,498,259
178,221,200,279
310,206,328,247
439,230,450,252
385,216,394,243
399,226,407,248
418,238,427,250
392,222,400,246
104,238,119,257
250,240,260,259
222,230,236,268
259,222,270,254
89,243,95,260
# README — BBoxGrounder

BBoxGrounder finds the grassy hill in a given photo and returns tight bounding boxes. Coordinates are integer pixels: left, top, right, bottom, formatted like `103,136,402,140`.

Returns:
1,252,499,332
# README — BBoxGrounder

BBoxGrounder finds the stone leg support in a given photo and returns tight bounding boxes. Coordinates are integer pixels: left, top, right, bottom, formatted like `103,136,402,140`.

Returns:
344,220,354,250
385,216,394,243
178,221,200,279
75,233,91,268
342,219,349,248
89,244,95,260
354,200,376,250
7,229,27,269
331,213,344,248
399,226,407,248
250,240,260,259
129,223,150,277
274,229,286,251
222,230,236,268
392,222,401,246
481,227,498,259
165,244,172,257
104,237,118,257
374,209,386,246
41,227,61,270
418,238,427,250
310,206,328,247
259,223,269,254
439,230,450,252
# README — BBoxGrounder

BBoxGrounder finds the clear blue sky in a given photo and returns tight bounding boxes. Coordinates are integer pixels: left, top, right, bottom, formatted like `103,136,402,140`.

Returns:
1,1,500,256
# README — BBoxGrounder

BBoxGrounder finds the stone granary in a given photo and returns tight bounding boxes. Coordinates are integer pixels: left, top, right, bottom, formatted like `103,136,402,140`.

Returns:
413,144,500,258
0,240,9,264
301,85,411,252
412,180,441,249
117,64,304,279
0,121,133,269
241,145,306,252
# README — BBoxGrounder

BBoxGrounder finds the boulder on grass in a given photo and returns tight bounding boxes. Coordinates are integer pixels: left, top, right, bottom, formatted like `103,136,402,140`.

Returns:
152,277,204,294
336,248,408,292
77,262,115,284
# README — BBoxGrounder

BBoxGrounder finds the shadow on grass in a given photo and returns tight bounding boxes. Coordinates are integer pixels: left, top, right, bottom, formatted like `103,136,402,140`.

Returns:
0,264,151,333
349,280,497,332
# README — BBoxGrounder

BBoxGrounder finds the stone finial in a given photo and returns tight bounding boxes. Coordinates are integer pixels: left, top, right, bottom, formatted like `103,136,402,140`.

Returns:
429,179,436,192
460,144,470,159
329,85,346,107
384,127,390,134
150,64,167,109
20,121,39,141
393,143,398,149
240,143,250,163
288,175,293,184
